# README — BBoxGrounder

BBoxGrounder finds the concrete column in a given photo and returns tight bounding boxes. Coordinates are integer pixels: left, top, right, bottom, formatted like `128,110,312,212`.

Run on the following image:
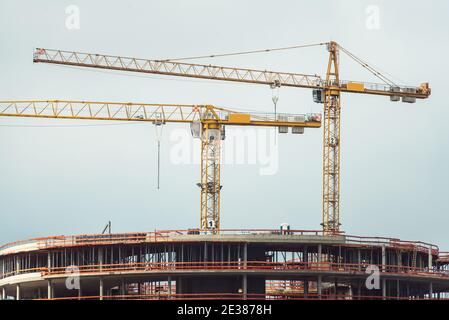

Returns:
382,279,386,300
396,280,400,299
317,275,322,299
429,282,433,299
47,252,52,273
304,280,309,298
318,244,322,264
177,278,182,295
304,246,308,264
16,257,20,275
78,280,82,299
47,280,53,299
334,281,338,298
99,248,104,272
168,276,172,298
120,279,125,296
428,248,433,271
2,287,6,300
243,243,248,269
242,274,247,300
381,245,386,272
99,278,104,300
358,249,361,271
357,281,362,299
16,284,20,300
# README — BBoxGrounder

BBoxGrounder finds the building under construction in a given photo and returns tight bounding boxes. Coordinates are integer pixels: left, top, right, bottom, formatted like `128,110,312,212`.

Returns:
1,229,449,300
0,42,443,300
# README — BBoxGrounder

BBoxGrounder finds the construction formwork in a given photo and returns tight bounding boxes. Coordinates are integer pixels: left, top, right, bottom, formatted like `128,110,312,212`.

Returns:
0,229,448,300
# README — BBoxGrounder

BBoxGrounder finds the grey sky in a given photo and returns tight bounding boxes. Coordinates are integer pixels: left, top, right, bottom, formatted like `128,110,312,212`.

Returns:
0,0,448,249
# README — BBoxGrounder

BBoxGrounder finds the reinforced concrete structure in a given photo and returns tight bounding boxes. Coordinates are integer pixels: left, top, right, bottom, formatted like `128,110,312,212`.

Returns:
1,229,448,300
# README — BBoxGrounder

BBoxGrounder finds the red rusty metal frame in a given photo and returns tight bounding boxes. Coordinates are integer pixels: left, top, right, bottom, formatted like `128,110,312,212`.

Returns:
0,229,440,255
37,292,449,301
3,260,449,280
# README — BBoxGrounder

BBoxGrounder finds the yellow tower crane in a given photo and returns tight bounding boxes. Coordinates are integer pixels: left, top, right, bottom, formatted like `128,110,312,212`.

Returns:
32,42,431,233
0,100,321,231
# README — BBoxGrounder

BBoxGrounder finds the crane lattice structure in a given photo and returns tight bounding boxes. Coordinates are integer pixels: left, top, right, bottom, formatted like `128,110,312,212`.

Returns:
0,100,320,231
32,41,431,233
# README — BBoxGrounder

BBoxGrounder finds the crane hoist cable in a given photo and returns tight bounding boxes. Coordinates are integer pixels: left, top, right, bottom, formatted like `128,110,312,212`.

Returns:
270,82,280,116
172,40,405,89
161,42,328,62
338,45,399,87
153,113,165,189
270,81,280,145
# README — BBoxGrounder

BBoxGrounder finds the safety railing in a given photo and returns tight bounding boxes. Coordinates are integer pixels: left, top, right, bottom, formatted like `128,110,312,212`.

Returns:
3,260,449,282
0,267,48,279
339,80,422,94
38,292,446,301
344,235,438,255
0,229,440,256
2,260,446,279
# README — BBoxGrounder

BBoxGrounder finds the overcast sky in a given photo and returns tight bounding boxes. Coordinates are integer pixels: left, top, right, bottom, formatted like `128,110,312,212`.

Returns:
0,0,448,249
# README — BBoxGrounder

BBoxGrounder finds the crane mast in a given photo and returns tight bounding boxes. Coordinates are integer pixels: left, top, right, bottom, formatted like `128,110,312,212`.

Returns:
199,120,222,230
322,42,341,233
32,43,431,233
